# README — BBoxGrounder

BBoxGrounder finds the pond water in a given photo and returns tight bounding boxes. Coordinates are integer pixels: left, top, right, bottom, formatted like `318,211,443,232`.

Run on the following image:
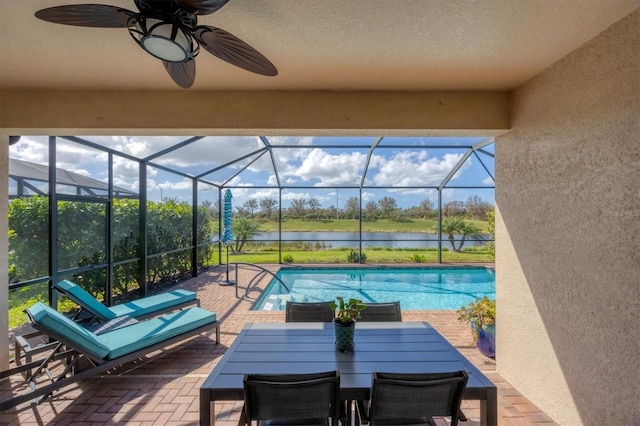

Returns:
253,231,491,249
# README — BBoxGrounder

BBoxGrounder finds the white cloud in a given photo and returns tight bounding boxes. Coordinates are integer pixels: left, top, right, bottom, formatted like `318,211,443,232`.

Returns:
268,136,315,146
370,151,467,187
285,149,366,185
152,136,265,170
113,158,140,180
267,174,279,185
9,136,48,164
147,178,192,191
361,191,376,202
251,188,280,200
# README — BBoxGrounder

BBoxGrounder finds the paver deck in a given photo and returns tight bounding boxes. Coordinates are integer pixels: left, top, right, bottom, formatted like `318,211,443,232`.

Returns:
1,265,558,426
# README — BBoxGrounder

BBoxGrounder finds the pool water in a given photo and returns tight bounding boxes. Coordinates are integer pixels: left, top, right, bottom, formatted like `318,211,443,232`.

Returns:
253,266,495,311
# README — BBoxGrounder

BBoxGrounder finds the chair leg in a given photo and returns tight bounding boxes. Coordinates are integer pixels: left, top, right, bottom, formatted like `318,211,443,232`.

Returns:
458,408,468,421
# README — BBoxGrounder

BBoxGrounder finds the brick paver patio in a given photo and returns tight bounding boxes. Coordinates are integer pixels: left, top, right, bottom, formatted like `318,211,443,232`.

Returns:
1,265,558,425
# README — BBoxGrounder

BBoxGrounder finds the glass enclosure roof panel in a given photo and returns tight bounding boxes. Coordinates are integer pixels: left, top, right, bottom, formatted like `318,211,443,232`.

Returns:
65,136,198,160
477,143,494,155
364,147,469,188
376,136,487,147
442,154,495,188
9,136,495,197
272,146,370,187
266,136,378,147
147,165,194,203
152,136,266,176
200,150,277,187
112,156,140,198
474,150,495,182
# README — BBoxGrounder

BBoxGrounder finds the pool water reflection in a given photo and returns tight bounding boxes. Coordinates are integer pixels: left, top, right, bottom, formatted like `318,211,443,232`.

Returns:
253,266,495,311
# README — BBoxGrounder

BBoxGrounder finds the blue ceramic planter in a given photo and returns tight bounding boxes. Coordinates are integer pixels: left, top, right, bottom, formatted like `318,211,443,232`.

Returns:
474,324,495,359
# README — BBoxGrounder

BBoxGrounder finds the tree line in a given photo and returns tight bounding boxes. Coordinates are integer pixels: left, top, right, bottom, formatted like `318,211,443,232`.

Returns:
234,194,493,222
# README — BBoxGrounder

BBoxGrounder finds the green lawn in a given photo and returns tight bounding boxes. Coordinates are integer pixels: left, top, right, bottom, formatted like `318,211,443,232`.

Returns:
229,247,493,264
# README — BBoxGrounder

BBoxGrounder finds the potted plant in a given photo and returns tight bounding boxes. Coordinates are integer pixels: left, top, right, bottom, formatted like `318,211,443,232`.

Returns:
457,296,496,359
329,297,366,352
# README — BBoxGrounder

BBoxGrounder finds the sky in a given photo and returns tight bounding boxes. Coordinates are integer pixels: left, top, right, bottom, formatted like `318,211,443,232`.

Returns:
9,135,495,209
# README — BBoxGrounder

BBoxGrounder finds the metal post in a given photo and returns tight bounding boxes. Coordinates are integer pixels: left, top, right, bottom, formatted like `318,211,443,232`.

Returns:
437,188,442,264
219,243,235,286
278,189,283,264
358,188,363,263
139,163,148,296
106,152,113,306
48,137,57,307
192,177,198,278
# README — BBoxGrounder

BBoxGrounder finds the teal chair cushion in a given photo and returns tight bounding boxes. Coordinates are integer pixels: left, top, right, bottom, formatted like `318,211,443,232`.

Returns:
55,280,117,321
108,289,197,319
27,302,111,359
98,307,217,360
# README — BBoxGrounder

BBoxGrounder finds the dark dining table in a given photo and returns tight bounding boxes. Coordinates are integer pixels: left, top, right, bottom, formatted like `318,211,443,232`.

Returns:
200,321,497,426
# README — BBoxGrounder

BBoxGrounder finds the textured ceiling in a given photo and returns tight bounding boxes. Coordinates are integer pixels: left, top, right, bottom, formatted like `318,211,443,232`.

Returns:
0,0,637,91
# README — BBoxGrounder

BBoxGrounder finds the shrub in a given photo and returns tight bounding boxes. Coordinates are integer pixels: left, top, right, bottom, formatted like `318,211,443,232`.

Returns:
409,253,426,263
346,251,367,263
282,254,294,263
457,296,496,344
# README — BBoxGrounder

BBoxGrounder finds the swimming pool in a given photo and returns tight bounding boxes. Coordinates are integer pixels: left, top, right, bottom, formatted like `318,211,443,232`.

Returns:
253,266,495,311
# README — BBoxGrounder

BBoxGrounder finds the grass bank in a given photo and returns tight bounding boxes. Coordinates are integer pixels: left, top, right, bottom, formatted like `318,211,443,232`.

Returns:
229,247,492,264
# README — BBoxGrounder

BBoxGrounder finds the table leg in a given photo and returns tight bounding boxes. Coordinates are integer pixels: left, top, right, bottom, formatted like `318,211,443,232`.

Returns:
480,387,498,426
200,390,212,426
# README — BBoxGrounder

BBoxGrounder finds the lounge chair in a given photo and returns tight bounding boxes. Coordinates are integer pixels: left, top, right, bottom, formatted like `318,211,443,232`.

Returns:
54,279,199,323
0,302,220,412
285,301,335,322
356,371,469,426
358,301,402,322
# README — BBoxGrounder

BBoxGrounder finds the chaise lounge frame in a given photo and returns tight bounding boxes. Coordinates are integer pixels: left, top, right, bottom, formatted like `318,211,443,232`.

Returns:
0,304,220,412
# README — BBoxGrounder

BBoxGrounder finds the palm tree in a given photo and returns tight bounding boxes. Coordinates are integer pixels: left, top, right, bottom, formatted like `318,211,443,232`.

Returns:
439,217,483,252
232,216,262,253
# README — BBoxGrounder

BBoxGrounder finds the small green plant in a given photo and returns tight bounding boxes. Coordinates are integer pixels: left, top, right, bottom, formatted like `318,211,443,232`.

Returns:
329,296,367,324
346,251,367,263
409,253,426,263
457,296,496,343
282,254,294,263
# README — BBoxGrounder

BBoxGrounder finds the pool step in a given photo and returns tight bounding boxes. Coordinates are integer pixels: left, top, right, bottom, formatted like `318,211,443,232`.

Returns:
261,294,315,311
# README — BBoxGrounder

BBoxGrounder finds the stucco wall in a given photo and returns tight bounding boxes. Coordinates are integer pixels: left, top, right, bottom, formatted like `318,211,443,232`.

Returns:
0,136,8,370
495,10,639,426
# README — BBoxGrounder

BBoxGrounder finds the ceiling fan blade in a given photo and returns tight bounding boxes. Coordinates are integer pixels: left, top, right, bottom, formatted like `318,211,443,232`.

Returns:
177,0,231,15
195,26,278,76
163,59,196,89
35,4,135,28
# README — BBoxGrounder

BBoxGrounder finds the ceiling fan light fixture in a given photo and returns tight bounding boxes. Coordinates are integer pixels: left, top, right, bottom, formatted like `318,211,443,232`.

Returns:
128,16,198,62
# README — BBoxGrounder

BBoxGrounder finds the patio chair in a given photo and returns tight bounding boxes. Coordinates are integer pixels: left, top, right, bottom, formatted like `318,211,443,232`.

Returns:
357,302,402,322
0,302,220,412
347,301,403,419
356,371,468,426
54,279,199,323
240,371,342,426
285,301,335,322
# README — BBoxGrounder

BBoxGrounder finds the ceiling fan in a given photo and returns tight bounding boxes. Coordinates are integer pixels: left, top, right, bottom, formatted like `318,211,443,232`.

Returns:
35,0,278,88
